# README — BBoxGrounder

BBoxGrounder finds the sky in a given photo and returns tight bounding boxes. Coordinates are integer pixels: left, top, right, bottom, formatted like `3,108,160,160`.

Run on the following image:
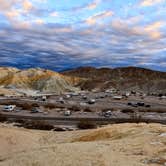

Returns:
0,0,166,71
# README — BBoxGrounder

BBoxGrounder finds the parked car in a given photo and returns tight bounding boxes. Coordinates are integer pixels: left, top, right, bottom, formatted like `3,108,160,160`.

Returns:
43,112,49,115
59,97,65,104
160,96,166,100
82,95,87,100
131,103,138,107
15,109,22,112
88,99,96,104
64,110,71,116
145,104,151,108
66,95,71,99
34,97,38,100
3,105,16,112
31,108,39,113
127,102,132,106
137,102,145,106
100,110,112,117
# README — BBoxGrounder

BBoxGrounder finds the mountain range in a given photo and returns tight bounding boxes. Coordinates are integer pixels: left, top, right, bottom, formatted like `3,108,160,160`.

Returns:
0,66,166,95
62,66,166,93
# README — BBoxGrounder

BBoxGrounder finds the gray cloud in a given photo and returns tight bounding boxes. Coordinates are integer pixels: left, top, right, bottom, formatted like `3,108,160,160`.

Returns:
0,17,166,71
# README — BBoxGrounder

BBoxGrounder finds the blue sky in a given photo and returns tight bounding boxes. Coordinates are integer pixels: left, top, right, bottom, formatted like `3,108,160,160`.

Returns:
0,0,166,71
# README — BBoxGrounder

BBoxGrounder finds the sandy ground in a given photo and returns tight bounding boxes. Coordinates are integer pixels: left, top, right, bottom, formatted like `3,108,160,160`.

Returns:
0,123,165,166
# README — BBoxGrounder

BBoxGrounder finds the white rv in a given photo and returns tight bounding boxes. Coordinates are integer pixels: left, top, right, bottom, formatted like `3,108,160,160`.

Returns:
112,96,123,100
3,105,16,112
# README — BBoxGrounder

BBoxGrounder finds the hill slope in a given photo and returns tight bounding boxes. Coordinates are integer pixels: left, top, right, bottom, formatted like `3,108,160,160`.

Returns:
0,123,165,166
0,67,79,95
62,66,166,93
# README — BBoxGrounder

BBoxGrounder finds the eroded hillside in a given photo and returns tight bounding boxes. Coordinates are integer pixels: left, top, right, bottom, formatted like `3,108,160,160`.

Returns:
0,67,80,94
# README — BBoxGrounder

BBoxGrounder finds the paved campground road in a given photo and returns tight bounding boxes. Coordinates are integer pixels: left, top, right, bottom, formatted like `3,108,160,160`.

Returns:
0,97,166,125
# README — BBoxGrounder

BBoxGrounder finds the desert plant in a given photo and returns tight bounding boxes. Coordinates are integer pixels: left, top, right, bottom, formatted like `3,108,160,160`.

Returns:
83,107,93,112
121,108,134,113
21,103,33,110
77,120,97,129
31,103,40,107
0,113,7,122
69,105,80,112
44,103,56,109
23,120,54,130
139,108,166,113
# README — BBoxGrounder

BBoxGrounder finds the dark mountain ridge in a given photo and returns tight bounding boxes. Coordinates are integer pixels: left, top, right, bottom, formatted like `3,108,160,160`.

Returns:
62,66,166,93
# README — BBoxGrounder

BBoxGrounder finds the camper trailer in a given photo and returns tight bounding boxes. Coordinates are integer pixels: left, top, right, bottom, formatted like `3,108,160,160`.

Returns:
113,96,123,100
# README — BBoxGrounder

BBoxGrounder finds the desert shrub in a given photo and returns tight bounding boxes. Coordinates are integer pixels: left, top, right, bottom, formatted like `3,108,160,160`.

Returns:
121,108,134,113
139,108,166,113
69,105,80,112
14,119,26,124
0,113,7,122
147,158,166,165
77,120,97,129
31,103,39,107
24,120,54,130
44,103,56,109
83,107,93,112
21,103,33,110
17,103,39,110
1,101,16,105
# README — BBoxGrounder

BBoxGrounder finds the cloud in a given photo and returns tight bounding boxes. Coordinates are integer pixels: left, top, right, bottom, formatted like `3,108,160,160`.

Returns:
85,11,113,25
0,0,166,71
86,0,101,10
34,19,44,25
22,0,33,12
144,21,165,31
143,21,165,39
0,0,18,11
140,0,164,6
0,0,34,13
5,9,20,19
13,21,31,29
0,18,165,71
111,19,165,40
72,0,101,12
0,0,47,29
50,11,59,17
